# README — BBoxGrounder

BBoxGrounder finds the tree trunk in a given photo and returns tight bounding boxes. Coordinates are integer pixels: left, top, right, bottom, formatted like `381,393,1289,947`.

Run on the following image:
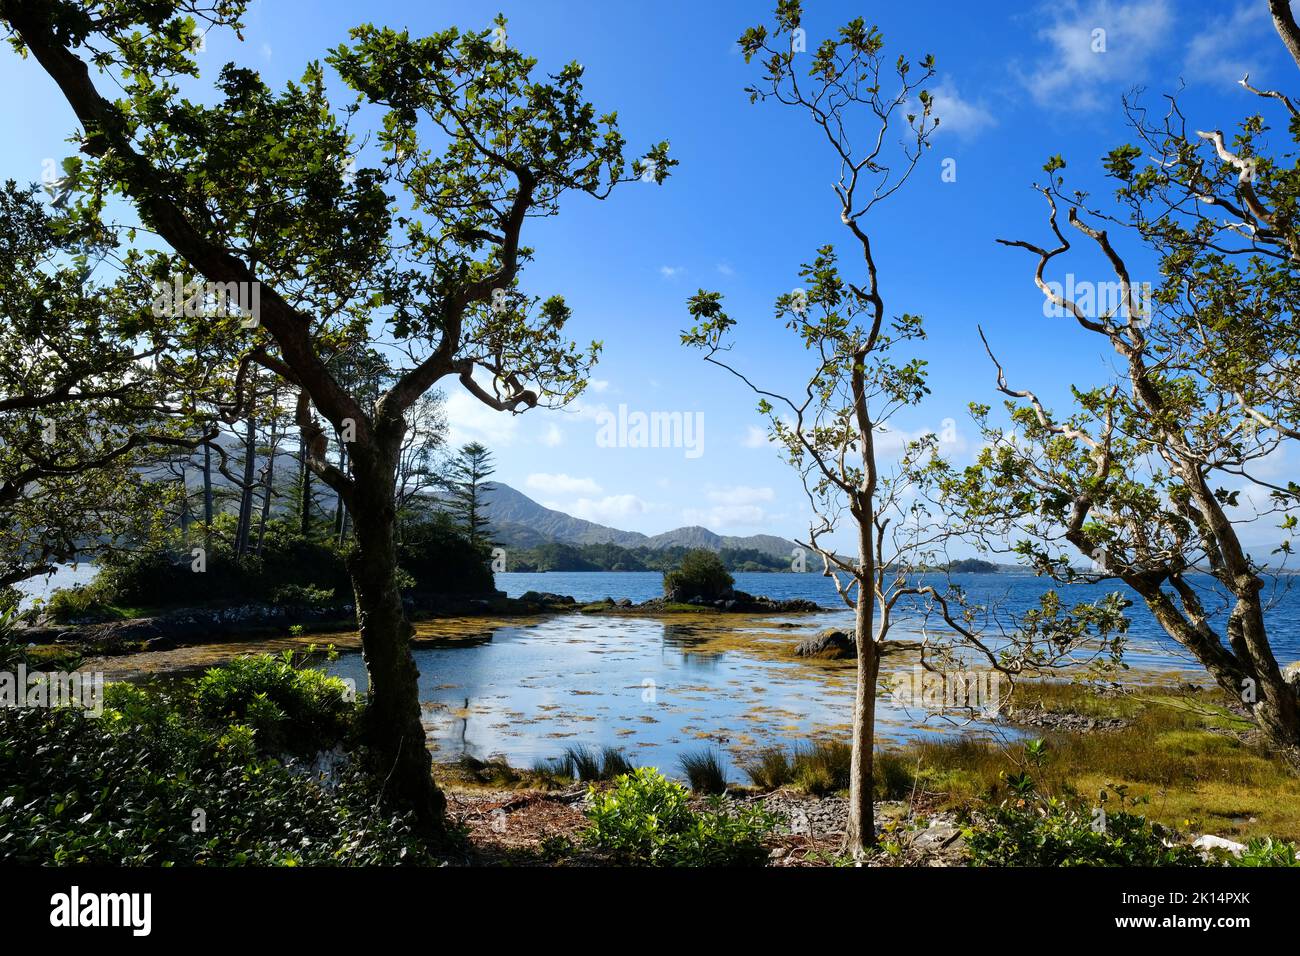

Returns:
845,585,879,858
347,447,446,838
235,414,256,555
298,431,312,538
202,439,213,554
255,409,277,555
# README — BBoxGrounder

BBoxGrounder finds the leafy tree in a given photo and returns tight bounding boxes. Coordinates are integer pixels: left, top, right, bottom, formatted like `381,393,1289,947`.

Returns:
662,548,733,602
944,12,1300,763
0,0,672,833
0,181,209,591
445,441,494,551
685,2,1125,857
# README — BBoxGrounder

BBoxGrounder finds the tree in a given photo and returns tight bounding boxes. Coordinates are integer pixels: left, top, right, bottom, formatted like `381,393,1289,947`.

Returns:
0,181,208,590
1,0,673,834
684,3,1126,858
944,10,1300,764
395,392,446,533
684,5,941,857
445,442,494,551
662,549,733,602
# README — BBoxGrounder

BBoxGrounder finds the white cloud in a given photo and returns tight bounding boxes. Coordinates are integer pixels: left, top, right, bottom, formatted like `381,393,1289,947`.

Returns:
679,485,780,530
526,473,602,496
716,263,736,277
1184,2,1270,87
539,423,564,447
742,425,771,448
659,265,685,279
927,79,996,137
707,485,775,506
445,389,518,448
568,494,648,522
588,379,611,393
681,504,769,530
1021,0,1172,111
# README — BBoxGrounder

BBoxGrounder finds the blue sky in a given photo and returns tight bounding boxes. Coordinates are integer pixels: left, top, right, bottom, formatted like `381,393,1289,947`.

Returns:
3,0,1293,548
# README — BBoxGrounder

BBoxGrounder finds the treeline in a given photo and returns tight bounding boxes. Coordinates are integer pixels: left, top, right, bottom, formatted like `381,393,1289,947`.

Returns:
502,544,1002,575
504,542,805,573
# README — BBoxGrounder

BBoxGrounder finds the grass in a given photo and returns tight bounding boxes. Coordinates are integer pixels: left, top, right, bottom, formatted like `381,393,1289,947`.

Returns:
529,745,634,783
733,681,1300,842
880,682,1300,841
740,740,851,796
678,747,730,794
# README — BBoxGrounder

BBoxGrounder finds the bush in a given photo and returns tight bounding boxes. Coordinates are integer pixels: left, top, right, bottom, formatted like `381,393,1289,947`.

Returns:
194,651,355,756
1234,837,1300,867
584,768,777,867
678,748,729,794
269,583,337,608
966,757,1205,867
792,740,851,796
85,536,352,612
662,549,734,602
398,513,495,595
43,585,118,624
0,682,429,866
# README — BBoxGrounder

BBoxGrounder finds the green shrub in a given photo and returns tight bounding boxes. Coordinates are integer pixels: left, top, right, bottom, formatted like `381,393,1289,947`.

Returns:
966,750,1205,868
662,549,734,602
1232,837,1300,867
875,750,918,800
0,694,429,866
584,768,777,866
194,651,354,755
397,513,495,595
678,748,729,794
88,536,352,611
793,740,851,796
269,583,337,608
741,740,853,795
44,585,117,624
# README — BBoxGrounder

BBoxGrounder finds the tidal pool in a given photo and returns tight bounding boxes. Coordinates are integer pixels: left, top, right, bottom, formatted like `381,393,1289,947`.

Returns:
321,612,1035,777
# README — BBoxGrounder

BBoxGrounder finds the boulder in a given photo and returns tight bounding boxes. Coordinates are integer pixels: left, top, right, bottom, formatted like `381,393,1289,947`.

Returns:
794,628,857,660
1283,661,1300,696
1192,834,1246,860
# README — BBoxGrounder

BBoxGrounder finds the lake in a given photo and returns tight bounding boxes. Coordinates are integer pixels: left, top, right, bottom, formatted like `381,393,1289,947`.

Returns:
46,566,1300,782
318,569,1295,778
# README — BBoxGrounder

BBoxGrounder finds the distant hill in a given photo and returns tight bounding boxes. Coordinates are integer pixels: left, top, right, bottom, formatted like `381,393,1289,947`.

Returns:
480,483,801,559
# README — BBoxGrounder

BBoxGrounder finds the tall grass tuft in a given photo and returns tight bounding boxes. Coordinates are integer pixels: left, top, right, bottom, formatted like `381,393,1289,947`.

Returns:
742,746,795,790
678,747,730,794
539,744,637,782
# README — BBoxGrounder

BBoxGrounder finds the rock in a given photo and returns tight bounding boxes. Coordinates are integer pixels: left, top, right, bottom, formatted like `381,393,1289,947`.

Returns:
1192,834,1246,860
1283,661,1300,695
794,628,857,660
616,598,632,607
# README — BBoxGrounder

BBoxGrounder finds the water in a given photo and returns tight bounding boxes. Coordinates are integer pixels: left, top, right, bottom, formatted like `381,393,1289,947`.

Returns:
324,612,1024,778
56,565,1300,781
315,568,1300,778
495,570,1300,672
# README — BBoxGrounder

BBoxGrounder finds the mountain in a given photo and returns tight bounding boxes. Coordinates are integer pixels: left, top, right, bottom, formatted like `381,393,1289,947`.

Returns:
480,483,801,558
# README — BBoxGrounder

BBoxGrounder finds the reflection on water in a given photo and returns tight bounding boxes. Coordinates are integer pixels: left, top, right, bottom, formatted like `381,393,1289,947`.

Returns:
324,613,1034,778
